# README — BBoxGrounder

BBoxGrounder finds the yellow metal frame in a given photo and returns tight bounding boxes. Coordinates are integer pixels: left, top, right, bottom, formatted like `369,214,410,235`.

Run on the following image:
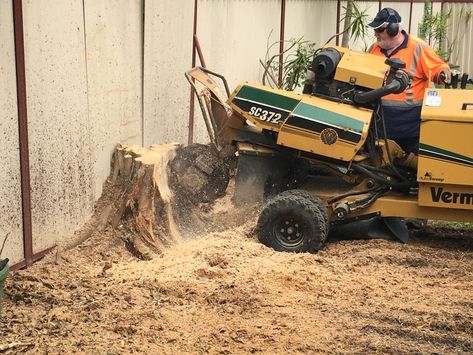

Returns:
350,193,473,222
277,95,373,162
305,181,473,223
326,45,388,89
228,81,302,132
188,66,473,225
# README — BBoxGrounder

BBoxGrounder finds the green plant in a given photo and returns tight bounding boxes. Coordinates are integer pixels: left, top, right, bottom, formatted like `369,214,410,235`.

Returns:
340,1,371,48
418,0,433,40
0,233,9,310
418,1,472,63
0,233,9,260
260,2,371,92
418,1,452,60
282,38,316,91
261,36,316,91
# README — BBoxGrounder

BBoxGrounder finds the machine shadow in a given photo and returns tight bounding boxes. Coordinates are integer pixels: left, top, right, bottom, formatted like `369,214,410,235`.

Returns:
327,221,473,253
409,227,473,252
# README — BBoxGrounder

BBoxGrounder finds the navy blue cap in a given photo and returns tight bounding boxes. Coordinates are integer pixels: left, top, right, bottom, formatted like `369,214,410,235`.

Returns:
368,8,402,29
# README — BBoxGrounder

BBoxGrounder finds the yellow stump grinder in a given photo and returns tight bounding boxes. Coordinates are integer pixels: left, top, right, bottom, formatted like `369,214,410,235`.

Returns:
183,45,473,253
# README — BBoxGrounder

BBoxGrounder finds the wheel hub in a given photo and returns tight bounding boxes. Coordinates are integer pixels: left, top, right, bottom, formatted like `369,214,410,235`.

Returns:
275,217,303,246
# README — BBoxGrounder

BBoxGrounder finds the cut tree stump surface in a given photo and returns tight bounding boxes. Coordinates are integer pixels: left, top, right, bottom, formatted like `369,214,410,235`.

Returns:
110,143,182,259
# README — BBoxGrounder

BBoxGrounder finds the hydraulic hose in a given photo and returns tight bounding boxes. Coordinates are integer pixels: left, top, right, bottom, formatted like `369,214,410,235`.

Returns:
353,81,402,104
351,187,389,210
327,186,381,204
378,109,410,182
354,69,410,105
351,163,415,190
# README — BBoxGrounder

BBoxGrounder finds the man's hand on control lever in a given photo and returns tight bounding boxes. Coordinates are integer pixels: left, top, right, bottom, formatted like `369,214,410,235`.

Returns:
437,70,452,85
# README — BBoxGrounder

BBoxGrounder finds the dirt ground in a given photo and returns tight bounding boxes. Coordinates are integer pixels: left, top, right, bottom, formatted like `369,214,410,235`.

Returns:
1,182,473,354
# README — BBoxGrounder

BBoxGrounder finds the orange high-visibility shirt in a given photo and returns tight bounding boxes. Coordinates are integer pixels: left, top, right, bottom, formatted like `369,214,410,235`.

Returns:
369,32,449,141
369,32,449,107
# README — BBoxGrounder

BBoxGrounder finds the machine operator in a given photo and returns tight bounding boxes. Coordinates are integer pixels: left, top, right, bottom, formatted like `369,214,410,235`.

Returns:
368,7,451,154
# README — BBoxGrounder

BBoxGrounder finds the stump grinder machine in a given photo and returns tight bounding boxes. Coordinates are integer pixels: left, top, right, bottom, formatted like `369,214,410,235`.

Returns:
183,45,473,253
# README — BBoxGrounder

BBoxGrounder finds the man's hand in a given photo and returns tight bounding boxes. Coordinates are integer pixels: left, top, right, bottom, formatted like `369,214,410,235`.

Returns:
438,70,452,85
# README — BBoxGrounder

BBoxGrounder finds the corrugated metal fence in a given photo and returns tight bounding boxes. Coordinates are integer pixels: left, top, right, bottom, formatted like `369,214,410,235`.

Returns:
1,0,472,268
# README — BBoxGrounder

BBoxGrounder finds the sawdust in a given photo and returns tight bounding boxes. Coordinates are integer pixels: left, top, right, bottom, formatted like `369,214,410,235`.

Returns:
1,184,473,354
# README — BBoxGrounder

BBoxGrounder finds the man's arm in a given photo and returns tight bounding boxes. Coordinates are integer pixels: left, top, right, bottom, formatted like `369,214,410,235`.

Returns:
418,44,451,84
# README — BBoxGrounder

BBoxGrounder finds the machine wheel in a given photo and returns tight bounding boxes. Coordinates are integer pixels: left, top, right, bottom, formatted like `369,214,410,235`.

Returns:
168,143,231,205
278,189,329,229
256,192,329,253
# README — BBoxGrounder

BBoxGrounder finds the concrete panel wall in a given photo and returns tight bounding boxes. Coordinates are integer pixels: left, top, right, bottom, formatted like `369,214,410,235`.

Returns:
410,2,427,37
84,0,143,198
198,0,281,88
382,1,413,31
143,0,195,146
23,0,95,252
285,0,338,51
0,1,24,264
195,0,281,141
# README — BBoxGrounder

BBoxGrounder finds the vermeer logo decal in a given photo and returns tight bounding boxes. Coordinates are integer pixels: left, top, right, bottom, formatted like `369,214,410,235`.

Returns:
419,172,444,182
431,187,473,205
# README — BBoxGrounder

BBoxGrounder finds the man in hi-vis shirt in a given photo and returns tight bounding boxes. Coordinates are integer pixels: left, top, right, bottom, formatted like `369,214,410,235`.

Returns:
368,7,451,154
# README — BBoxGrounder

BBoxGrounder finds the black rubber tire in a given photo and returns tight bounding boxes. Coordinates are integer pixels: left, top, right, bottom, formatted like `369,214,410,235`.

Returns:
168,143,231,204
278,189,329,230
256,192,328,253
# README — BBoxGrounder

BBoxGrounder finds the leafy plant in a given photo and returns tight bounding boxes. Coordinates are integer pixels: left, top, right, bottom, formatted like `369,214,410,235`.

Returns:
261,35,316,91
260,1,371,92
340,1,371,48
282,38,316,91
0,233,9,259
418,1,452,60
0,233,10,269
418,0,472,63
418,0,433,40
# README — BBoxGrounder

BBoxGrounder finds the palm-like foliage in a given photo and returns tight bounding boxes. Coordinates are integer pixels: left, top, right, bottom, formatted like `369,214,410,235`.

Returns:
261,36,315,91
341,1,370,48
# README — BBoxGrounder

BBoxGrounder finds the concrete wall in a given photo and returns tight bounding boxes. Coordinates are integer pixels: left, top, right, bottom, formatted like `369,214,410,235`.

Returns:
143,0,195,145
195,0,282,140
285,0,338,51
410,2,428,38
198,0,281,88
17,0,143,260
23,0,95,253
0,0,24,264
84,0,144,198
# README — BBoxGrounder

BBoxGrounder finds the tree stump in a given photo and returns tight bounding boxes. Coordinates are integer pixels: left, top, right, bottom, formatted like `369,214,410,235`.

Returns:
108,143,180,259
108,143,232,259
